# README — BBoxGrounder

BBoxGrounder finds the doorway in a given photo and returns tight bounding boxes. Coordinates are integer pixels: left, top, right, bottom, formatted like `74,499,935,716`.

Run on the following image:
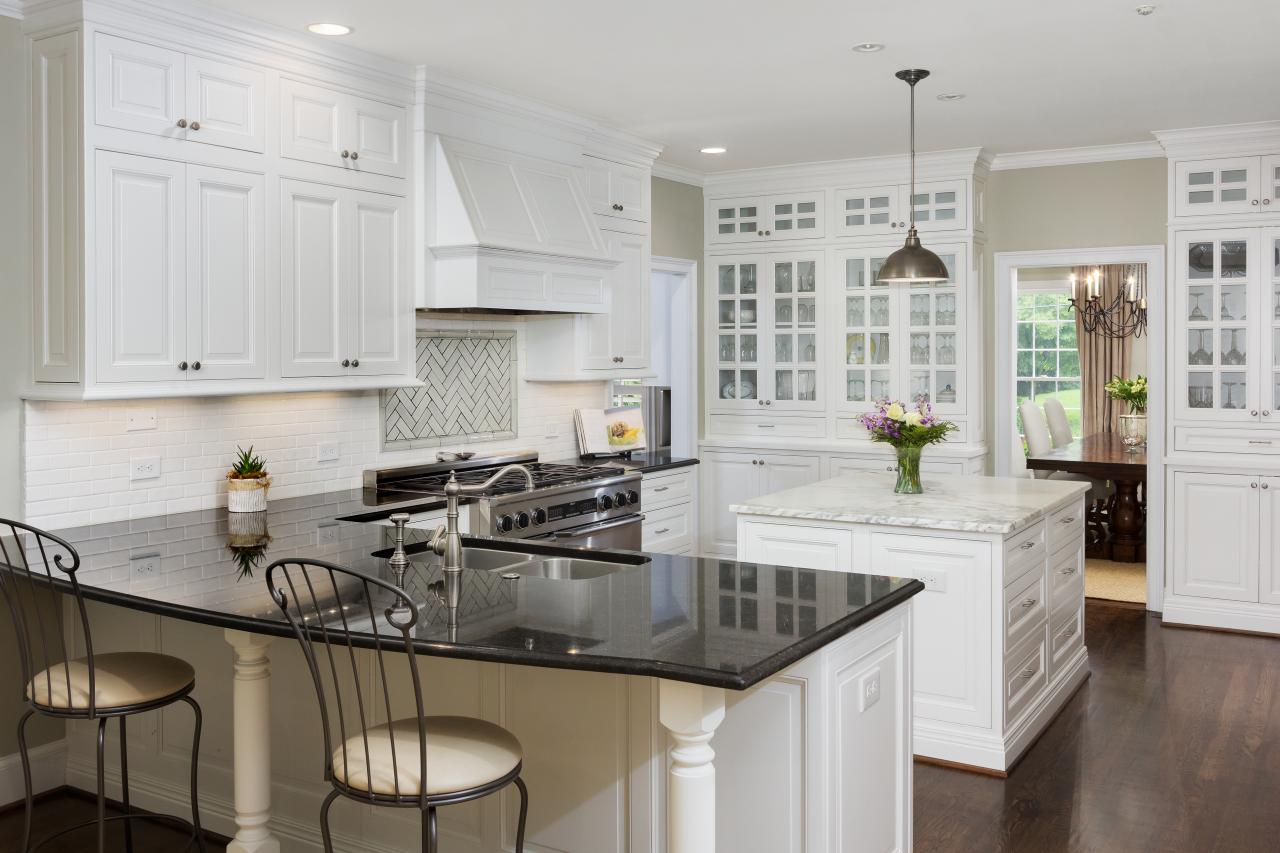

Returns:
995,246,1165,611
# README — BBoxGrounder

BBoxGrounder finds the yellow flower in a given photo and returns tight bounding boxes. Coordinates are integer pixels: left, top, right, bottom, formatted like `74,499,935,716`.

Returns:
886,402,906,421
904,411,923,426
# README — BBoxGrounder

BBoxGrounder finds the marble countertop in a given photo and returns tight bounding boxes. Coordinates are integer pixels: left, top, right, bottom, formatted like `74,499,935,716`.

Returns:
732,472,1089,535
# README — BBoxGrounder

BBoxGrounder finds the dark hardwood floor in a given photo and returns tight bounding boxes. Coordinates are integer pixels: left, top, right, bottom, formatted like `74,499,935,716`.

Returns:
915,601,1280,853
0,788,227,853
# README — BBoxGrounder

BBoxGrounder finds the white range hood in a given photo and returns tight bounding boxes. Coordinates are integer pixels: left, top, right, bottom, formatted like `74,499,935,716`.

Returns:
424,137,617,313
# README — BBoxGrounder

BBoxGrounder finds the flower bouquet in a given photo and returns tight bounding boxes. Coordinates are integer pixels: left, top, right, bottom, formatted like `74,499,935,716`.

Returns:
858,398,958,494
1104,374,1148,450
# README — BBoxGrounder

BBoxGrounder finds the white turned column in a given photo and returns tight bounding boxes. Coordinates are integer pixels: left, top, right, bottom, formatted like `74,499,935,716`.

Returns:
223,630,281,853
659,680,727,853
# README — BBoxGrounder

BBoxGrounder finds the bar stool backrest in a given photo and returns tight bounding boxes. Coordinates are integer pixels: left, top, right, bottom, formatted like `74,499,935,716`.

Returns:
265,557,429,806
0,519,96,716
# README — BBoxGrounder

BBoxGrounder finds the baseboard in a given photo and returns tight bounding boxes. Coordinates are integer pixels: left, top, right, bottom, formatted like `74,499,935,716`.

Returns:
1162,599,1280,636
0,739,68,809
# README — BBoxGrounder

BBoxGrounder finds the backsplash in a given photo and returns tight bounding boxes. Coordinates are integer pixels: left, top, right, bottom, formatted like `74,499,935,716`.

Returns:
22,318,606,528
382,331,517,451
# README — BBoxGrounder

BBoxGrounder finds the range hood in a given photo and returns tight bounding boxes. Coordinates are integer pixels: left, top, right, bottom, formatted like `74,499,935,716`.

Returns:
424,137,617,314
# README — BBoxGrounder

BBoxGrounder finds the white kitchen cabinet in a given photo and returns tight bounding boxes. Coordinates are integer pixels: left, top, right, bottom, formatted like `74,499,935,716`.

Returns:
833,185,901,238
907,179,968,234
280,78,406,178
584,155,650,223
94,33,266,153
1171,471,1260,603
1261,476,1280,605
1266,156,1280,208
700,451,822,556
833,179,967,238
738,522,854,573
1174,156,1268,217
708,192,825,244
280,180,407,379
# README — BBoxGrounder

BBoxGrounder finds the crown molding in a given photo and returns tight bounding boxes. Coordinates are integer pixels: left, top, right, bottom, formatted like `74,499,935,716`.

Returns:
0,0,23,19
700,147,987,195
1154,120,1280,160
652,161,705,187
585,124,664,167
989,140,1164,171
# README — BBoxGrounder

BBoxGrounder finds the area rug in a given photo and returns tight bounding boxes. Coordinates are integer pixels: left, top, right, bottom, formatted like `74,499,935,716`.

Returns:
1084,558,1146,604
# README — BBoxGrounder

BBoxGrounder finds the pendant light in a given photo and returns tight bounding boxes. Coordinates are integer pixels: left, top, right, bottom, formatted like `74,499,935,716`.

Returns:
877,69,951,284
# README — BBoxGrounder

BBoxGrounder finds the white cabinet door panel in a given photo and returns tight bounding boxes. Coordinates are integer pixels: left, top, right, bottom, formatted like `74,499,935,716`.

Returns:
739,522,853,573
1258,478,1280,605
280,78,345,169
347,191,406,375
583,230,650,370
94,34,184,137
186,165,265,380
95,151,186,383
760,453,823,494
280,181,345,377
702,453,762,554
184,55,266,153
346,95,406,178
1172,471,1259,603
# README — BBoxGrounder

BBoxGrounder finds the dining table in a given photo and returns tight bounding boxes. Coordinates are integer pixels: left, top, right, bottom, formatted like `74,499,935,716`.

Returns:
1025,432,1147,562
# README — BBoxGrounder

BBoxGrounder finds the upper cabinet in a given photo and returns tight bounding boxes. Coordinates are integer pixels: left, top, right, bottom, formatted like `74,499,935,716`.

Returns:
94,33,267,154
280,78,407,178
1174,157,1270,217
584,155,650,223
833,179,967,238
708,192,826,244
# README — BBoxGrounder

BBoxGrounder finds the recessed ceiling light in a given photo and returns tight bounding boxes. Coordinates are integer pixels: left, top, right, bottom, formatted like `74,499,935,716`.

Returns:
700,147,727,155
1135,4,1155,15
936,93,965,102
852,43,885,53
307,22,352,36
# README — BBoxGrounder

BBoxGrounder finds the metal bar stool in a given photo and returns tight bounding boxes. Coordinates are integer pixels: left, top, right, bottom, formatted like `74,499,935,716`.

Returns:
266,557,529,853
0,518,207,853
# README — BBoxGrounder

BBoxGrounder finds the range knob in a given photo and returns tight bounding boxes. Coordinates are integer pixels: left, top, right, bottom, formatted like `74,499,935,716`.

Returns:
597,494,614,511
496,515,515,533
614,491,630,507
626,489,639,505
532,507,547,526
515,511,531,529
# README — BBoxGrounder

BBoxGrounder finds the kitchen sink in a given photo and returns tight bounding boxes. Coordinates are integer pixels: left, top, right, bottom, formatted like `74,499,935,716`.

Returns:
454,548,540,573
490,557,630,581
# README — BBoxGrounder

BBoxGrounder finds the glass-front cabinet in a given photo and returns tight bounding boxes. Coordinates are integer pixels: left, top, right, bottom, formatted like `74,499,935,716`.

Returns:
909,180,968,234
833,185,901,238
712,253,824,412
1174,157,1265,217
833,179,968,238
709,192,825,244
833,243,966,416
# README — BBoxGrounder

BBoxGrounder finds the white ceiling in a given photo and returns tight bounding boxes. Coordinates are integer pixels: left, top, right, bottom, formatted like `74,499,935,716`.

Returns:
198,0,1280,172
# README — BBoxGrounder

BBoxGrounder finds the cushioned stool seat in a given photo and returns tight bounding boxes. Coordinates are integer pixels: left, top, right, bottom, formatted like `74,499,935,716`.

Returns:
332,715,523,797
27,652,195,711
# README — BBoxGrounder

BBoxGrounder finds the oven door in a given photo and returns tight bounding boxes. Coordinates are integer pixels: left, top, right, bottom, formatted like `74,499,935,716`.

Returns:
532,514,644,551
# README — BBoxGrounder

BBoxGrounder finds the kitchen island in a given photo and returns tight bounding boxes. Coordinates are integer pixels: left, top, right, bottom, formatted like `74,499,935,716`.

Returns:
734,472,1090,774
18,491,922,853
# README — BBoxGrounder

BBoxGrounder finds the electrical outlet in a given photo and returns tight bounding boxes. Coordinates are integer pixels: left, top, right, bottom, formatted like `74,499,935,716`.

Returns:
859,667,882,713
126,408,157,431
317,522,339,546
129,456,162,481
317,441,340,463
130,552,161,579
918,571,946,593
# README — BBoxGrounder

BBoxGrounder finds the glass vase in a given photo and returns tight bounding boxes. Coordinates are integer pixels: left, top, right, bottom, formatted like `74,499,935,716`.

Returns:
894,445,924,494
1118,412,1147,451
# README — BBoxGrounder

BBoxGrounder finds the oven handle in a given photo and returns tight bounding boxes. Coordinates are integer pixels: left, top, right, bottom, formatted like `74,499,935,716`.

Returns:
545,514,645,541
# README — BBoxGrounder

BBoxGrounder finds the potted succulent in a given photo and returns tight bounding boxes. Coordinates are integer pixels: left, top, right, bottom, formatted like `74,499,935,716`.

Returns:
1105,374,1148,450
858,398,958,494
226,445,271,512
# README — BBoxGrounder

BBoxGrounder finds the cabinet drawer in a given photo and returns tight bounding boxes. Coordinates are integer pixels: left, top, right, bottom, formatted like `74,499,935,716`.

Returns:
1004,561,1048,653
643,503,694,553
1049,601,1085,680
1047,500,1085,554
1174,425,1280,454
1003,519,1046,585
1048,541,1084,612
1004,633,1049,725
708,414,827,438
643,469,694,508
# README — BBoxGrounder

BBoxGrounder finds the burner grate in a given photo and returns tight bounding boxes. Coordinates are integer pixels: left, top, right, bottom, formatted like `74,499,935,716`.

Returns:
395,462,612,497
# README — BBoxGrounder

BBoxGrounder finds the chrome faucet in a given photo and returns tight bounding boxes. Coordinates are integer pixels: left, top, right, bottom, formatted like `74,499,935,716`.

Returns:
428,464,535,575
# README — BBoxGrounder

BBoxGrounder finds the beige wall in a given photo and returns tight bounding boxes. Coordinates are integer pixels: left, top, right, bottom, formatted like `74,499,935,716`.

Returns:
983,158,1168,466
0,16,64,759
650,176,705,433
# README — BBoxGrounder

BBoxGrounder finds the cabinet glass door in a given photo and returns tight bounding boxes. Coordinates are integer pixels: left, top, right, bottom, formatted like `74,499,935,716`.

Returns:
908,180,967,233
715,260,761,406
769,257,821,409
768,194,824,239
712,200,763,243
834,186,900,237
1268,231,1280,417
904,251,964,413
838,251,894,410
1177,232,1258,421
1175,158,1262,217
1266,156,1280,209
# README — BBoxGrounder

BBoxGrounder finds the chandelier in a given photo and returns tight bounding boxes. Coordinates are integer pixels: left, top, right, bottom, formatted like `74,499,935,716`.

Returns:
1068,267,1147,339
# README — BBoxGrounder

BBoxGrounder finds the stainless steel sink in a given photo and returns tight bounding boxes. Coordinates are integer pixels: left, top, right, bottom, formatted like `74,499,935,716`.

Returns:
454,548,539,572
491,557,629,581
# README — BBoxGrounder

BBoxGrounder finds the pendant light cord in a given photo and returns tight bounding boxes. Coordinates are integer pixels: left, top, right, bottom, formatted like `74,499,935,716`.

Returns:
908,79,916,229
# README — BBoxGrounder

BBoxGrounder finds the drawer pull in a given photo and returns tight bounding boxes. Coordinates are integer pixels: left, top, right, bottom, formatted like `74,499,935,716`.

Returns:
654,527,671,535
1061,624,1077,638
1020,666,1037,679
1059,516,1076,524
1249,440,1273,445
757,424,776,429
1020,597,1037,608
653,486,669,493
1059,566,1077,575
1019,540,1036,551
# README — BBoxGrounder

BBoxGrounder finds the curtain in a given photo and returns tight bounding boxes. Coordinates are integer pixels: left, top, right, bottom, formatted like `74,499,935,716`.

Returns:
1074,264,1140,434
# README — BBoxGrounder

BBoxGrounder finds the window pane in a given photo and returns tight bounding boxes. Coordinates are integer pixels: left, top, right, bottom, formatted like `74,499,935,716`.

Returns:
1035,351,1057,375
1016,295,1036,321
1017,351,1033,375
1017,323,1034,348
1035,322,1058,348
1060,351,1080,376
1059,323,1078,349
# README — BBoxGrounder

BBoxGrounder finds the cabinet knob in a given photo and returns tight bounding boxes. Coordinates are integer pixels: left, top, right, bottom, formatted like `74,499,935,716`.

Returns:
900,221,907,227
757,399,764,406
764,230,771,236
1252,199,1261,205
341,150,350,159
1251,410,1259,416
1264,483,1271,490
189,120,200,131
764,399,772,406
191,361,201,371
178,361,188,371
1265,198,1272,205
351,358,359,367
176,118,188,128
891,222,898,228
341,359,350,368
1265,411,1272,417
757,230,764,237
350,151,359,160
1252,481,1259,489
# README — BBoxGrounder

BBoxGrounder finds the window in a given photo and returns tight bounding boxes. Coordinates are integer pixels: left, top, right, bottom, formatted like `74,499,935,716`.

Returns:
1015,291,1081,441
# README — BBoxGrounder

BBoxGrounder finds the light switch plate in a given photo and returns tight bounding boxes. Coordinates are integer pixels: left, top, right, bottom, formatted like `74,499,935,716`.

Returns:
126,408,157,431
130,552,161,578
859,667,882,713
317,441,340,463
544,421,561,439
130,456,162,481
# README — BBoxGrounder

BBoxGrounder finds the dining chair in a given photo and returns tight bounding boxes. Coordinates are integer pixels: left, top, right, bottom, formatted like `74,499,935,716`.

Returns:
266,557,529,853
1042,398,1074,449
0,518,206,853
1019,400,1056,479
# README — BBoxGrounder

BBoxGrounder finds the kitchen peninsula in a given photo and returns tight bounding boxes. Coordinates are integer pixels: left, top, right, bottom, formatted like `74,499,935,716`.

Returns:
734,472,1089,774
22,492,922,853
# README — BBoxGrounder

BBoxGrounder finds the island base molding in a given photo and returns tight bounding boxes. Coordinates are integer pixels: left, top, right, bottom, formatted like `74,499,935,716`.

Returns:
1162,598,1280,637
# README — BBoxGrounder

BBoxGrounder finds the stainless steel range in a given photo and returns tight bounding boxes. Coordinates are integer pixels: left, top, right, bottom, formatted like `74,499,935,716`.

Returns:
363,452,644,550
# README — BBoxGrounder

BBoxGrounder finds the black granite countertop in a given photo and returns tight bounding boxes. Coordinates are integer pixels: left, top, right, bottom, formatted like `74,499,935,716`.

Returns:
551,451,699,475
10,492,920,691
